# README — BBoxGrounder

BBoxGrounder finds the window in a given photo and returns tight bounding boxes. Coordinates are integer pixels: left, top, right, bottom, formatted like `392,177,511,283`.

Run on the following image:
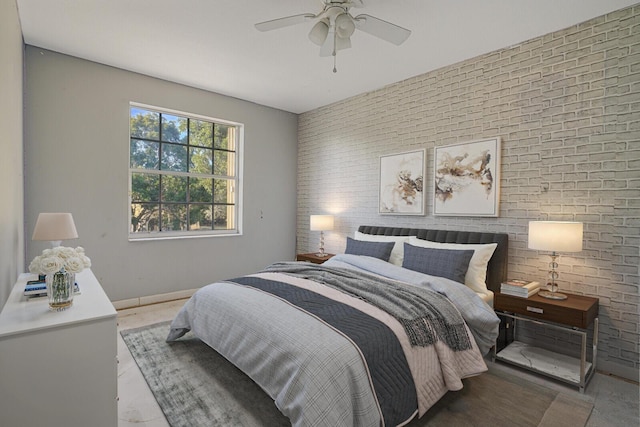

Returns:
129,104,242,239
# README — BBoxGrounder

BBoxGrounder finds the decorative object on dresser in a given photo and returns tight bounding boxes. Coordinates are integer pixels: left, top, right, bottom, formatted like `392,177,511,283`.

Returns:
31,212,79,247
29,213,90,311
296,252,335,264
528,221,583,300
379,149,425,215
309,214,334,257
433,137,501,217
24,280,48,297
29,246,91,311
500,279,541,298
493,291,599,392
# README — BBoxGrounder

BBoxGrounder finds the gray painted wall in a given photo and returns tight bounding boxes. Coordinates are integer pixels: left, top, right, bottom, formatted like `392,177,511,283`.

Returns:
24,46,298,302
298,5,639,381
0,0,25,309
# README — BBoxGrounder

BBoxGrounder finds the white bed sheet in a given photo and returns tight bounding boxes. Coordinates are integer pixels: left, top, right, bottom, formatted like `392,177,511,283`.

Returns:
478,289,494,308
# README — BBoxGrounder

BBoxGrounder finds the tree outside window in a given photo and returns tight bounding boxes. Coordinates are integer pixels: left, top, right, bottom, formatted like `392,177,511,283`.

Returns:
129,104,241,238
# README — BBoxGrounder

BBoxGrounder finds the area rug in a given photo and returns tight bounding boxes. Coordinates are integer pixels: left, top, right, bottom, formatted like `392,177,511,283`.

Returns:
121,321,593,427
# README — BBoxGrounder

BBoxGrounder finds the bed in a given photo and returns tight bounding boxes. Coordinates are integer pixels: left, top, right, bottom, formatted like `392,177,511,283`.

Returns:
167,226,508,426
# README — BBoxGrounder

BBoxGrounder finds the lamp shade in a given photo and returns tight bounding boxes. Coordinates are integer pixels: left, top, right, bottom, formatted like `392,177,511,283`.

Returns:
335,13,355,39
310,215,334,231
528,221,583,252
308,19,329,46
32,213,79,241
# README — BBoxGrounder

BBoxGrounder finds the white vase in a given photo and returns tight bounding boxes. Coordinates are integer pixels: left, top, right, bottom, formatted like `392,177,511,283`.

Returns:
46,270,75,311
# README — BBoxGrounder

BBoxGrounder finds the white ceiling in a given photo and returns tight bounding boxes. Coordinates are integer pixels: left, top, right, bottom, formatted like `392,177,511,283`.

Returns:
15,0,637,114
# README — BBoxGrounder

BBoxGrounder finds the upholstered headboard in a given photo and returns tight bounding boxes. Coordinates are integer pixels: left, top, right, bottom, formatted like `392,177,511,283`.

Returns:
357,225,509,293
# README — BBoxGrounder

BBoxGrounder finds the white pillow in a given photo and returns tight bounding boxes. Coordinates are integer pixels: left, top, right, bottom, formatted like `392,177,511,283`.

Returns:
354,231,410,266
407,236,498,294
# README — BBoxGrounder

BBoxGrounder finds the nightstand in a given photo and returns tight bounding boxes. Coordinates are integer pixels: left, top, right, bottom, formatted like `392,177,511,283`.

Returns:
296,252,335,264
493,291,599,392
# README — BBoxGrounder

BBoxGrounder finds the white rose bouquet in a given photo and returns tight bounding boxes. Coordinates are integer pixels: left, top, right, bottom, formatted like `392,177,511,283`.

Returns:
29,246,92,275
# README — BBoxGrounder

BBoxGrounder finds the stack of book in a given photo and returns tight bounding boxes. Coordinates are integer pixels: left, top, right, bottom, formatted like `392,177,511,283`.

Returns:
24,281,80,298
24,281,47,297
500,279,541,298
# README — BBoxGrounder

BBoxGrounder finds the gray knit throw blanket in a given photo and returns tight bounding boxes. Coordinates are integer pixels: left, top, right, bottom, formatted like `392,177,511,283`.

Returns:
263,262,472,351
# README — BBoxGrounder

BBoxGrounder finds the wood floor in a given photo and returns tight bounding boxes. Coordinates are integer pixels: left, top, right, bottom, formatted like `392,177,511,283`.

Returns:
117,299,639,427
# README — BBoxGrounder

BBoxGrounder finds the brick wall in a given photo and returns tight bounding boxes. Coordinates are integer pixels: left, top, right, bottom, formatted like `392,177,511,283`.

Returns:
298,5,639,380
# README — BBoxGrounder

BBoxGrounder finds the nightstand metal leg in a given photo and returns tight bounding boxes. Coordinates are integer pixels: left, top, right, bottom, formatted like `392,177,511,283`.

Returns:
592,317,598,373
578,316,598,393
580,329,586,392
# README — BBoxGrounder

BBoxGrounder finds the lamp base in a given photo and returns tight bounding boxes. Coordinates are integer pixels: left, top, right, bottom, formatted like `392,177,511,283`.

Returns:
538,290,568,300
315,252,330,258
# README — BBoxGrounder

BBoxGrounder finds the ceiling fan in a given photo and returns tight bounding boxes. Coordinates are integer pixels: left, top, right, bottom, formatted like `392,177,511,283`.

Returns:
255,0,411,72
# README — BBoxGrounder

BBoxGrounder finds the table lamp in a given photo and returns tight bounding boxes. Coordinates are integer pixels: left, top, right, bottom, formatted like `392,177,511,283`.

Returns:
310,215,334,257
32,213,79,247
528,221,583,300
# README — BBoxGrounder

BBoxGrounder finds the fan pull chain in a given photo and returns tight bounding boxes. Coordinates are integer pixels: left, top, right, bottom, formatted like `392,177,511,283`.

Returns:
333,29,338,73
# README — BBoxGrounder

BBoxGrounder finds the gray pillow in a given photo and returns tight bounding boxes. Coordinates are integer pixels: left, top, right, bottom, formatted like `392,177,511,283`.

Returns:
345,237,395,261
402,243,474,284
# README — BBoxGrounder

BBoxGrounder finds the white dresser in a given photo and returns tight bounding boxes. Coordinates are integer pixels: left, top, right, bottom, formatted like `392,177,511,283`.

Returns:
0,268,118,427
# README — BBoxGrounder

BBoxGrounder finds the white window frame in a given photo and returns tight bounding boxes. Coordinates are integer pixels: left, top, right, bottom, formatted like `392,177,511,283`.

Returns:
128,102,243,241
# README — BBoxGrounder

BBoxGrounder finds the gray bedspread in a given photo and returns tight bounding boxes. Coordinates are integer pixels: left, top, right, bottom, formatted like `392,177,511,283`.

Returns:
263,262,473,351
325,254,500,354
167,254,498,426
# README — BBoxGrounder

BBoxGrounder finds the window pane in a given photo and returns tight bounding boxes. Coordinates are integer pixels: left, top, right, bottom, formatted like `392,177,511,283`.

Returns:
214,124,234,150
131,173,160,202
189,147,213,174
189,177,213,203
161,114,187,143
213,205,234,230
130,108,159,140
162,175,187,202
189,120,213,147
213,179,233,204
129,104,240,238
161,144,188,172
131,203,159,232
162,204,187,231
214,151,235,176
130,140,159,169
189,204,212,230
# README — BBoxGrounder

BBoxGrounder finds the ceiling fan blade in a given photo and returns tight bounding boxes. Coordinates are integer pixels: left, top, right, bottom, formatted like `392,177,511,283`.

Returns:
353,14,411,45
255,13,316,32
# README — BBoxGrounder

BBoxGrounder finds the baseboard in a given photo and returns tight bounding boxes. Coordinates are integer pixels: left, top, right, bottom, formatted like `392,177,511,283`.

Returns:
113,288,197,310
596,360,640,384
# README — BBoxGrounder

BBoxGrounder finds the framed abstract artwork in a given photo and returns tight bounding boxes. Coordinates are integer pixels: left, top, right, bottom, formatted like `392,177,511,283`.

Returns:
433,137,501,217
379,149,425,215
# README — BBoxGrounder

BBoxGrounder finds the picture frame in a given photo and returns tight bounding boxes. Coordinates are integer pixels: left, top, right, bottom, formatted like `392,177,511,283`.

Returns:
433,137,501,217
379,149,425,215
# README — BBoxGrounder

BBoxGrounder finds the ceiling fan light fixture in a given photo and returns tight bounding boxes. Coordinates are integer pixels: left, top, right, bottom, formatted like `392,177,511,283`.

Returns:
336,35,351,51
255,1,412,73
335,13,355,39
308,19,329,46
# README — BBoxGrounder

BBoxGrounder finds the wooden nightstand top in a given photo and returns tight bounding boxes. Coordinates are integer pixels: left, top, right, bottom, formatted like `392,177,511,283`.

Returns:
494,292,598,329
296,253,335,264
